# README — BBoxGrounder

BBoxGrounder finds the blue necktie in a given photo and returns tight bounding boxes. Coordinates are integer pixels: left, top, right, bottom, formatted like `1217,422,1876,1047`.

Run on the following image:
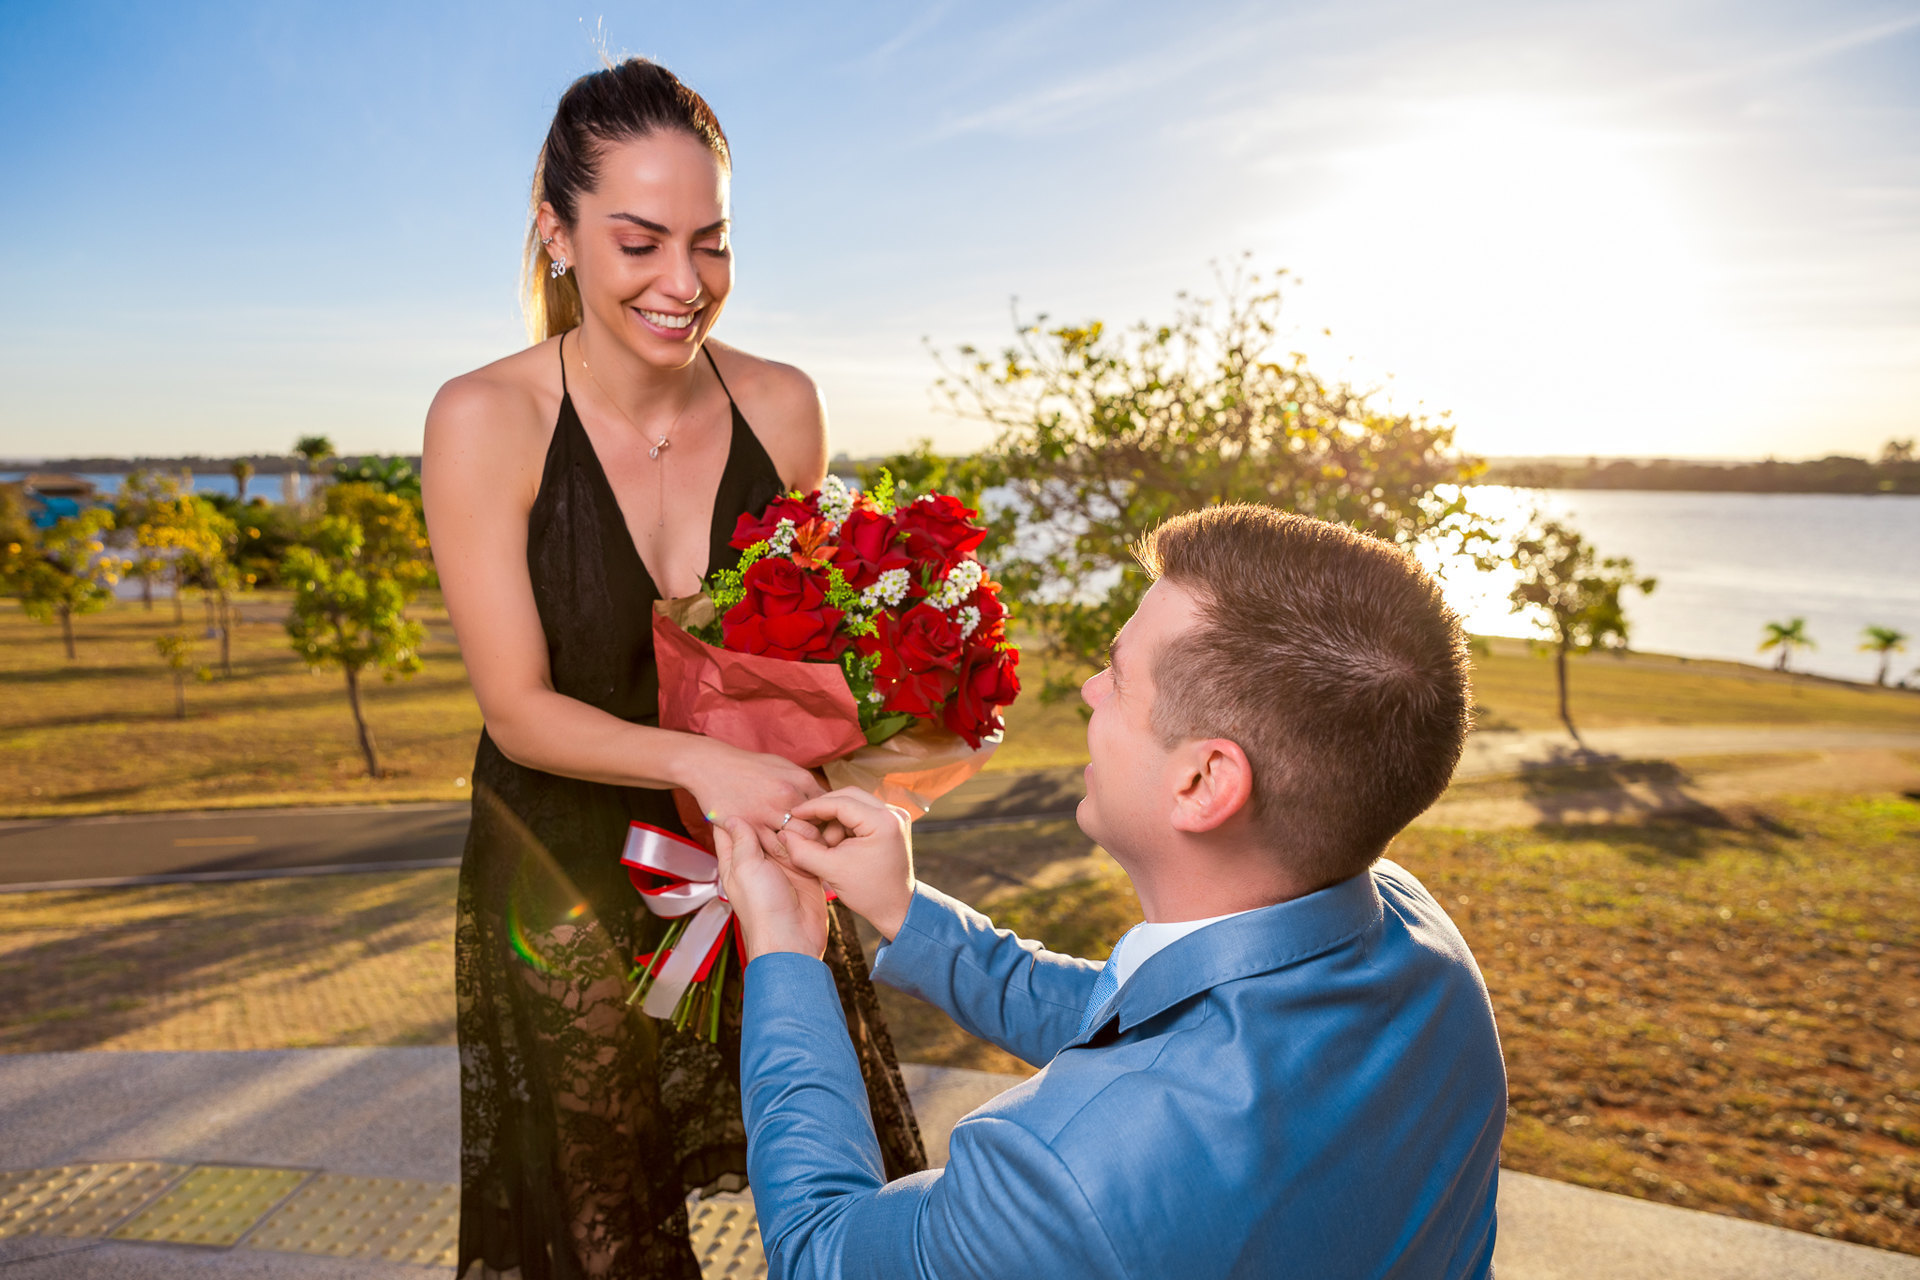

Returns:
1076,928,1137,1038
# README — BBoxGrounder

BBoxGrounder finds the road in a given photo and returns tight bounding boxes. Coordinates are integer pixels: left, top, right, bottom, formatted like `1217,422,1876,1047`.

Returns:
4,725,1917,890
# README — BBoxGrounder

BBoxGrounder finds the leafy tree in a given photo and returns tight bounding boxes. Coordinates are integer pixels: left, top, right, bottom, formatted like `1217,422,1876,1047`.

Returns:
1858,625,1907,687
1506,517,1656,740
229,458,255,503
919,265,1486,697
0,483,33,582
161,497,244,674
282,503,430,777
114,470,188,611
6,509,125,659
332,456,424,517
154,631,206,719
1881,439,1915,465
322,483,434,586
1759,618,1815,673
293,435,336,504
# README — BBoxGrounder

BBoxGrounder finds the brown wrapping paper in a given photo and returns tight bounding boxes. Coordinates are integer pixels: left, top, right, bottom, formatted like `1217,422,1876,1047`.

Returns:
821,721,997,819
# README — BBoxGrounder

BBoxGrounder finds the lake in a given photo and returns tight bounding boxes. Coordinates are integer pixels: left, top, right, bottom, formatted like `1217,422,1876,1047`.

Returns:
1434,488,1920,686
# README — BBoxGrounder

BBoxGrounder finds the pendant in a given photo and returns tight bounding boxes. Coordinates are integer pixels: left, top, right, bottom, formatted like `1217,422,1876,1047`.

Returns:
649,437,670,460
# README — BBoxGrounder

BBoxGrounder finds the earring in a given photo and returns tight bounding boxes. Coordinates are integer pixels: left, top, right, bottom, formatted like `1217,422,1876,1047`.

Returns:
549,257,569,279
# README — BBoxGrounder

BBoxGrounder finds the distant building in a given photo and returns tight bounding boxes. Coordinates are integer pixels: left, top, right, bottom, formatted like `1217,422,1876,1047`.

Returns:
22,473,99,529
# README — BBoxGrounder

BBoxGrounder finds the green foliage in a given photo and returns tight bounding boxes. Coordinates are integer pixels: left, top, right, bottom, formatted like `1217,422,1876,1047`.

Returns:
1759,618,1815,673
153,630,206,718
294,435,337,466
1508,518,1655,654
282,511,427,777
930,263,1486,698
332,455,422,509
703,540,768,620
1507,517,1656,735
1858,625,1907,688
5,508,125,658
321,483,434,588
0,483,33,581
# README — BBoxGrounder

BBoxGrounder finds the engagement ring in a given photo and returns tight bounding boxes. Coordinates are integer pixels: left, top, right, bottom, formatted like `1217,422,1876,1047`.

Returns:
779,812,792,829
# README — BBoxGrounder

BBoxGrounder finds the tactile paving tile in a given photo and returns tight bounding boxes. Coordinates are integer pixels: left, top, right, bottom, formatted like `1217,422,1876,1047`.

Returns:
241,1173,458,1267
111,1164,309,1247
0,1163,185,1239
690,1195,767,1279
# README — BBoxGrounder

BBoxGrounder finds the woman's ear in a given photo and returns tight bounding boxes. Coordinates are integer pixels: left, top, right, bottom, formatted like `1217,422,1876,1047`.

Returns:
1169,738,1255,834
536,202,571,267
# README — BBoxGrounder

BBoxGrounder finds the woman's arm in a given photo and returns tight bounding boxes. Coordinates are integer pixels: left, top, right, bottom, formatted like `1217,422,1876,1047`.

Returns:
422,365,821,829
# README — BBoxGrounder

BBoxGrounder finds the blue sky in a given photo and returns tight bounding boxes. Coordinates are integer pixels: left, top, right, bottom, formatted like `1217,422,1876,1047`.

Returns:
1,0,1916,462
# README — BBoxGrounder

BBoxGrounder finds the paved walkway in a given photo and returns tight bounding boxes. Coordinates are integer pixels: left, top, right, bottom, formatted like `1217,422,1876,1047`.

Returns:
6,725,1919,891
3,1049,1916,1279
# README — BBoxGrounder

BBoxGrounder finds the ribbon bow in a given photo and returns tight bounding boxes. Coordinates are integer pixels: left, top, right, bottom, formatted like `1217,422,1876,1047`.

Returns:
622,822,735,1020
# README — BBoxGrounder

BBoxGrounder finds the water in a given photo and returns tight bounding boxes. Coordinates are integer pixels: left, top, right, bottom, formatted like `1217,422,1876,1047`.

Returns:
0,470,305,504
1431,488,1920,686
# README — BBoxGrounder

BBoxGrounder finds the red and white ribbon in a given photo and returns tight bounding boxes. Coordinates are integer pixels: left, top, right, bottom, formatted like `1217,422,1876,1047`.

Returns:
622,822,734,1020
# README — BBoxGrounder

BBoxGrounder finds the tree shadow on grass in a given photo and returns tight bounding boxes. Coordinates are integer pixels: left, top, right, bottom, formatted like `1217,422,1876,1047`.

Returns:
1527,808,1801,866
1508,747,1738,832
0,873,457,1053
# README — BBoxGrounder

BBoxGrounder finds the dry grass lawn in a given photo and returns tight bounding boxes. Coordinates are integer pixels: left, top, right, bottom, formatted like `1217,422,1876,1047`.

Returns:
6,599,1917,815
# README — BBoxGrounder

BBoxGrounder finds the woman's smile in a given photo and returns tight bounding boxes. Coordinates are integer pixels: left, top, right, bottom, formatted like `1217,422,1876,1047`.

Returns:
633,304,702,338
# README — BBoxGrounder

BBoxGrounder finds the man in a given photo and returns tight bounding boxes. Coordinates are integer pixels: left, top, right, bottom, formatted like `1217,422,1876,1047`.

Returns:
715,504,1507,1279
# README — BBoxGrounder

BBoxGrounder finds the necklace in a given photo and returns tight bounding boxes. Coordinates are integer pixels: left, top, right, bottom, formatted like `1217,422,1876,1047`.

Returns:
578,330,689,527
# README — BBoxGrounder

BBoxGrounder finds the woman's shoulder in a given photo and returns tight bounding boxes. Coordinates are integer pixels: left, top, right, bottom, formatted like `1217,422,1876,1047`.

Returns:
706,340,828,490
422,339,565,504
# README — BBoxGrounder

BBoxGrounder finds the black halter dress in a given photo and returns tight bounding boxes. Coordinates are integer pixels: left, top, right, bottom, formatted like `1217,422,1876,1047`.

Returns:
455,337,925,1280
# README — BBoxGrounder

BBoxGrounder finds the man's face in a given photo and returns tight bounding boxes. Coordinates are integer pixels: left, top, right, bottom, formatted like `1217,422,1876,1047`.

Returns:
1077,579,1203,864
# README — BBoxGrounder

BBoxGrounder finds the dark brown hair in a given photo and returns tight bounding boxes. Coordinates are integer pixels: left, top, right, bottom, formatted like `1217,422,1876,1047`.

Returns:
1137,505,1471,888
523,58,732,340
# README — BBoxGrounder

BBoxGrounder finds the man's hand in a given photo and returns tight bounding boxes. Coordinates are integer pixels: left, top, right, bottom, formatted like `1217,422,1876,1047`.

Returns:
778,789,916,941
714,819,829,962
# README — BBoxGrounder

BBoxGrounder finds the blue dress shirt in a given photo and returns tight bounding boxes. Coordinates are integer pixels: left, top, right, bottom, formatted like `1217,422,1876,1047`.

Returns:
740,859,1507,1279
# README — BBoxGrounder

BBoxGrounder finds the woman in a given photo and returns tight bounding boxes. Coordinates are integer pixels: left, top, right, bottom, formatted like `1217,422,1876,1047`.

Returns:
423,59,924,1280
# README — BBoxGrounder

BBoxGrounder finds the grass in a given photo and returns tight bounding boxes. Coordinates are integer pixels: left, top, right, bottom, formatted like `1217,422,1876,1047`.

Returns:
7,600,1914,814
3,792,1914,1251
988,637,1920,772
906,793,1920,1255
1,593,485,817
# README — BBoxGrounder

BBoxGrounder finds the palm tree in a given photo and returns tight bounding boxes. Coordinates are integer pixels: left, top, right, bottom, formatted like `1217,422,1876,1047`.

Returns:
1759,617,1815,673
1859,625,1908,687
292,435,336,503
229,458,254,503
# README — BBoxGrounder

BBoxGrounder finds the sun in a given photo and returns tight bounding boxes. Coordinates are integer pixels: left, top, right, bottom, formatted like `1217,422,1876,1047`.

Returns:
1271,99,1750,457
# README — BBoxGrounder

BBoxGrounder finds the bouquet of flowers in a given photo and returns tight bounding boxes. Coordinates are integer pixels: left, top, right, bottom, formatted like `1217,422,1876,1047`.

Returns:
623,471,1020,1038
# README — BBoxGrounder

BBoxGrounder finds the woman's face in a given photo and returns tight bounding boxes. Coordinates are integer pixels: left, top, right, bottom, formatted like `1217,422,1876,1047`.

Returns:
544,130,733,368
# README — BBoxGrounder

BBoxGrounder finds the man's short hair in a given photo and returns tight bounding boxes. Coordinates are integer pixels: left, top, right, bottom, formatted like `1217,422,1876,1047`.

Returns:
1137,505,1471,888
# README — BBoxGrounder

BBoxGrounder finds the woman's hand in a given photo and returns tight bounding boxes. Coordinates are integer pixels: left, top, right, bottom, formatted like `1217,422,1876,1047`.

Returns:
674,738,825,838
715,819,828,961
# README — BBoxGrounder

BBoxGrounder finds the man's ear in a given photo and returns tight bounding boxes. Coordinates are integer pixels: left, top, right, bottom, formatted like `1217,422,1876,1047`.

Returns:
1169,738,1255,834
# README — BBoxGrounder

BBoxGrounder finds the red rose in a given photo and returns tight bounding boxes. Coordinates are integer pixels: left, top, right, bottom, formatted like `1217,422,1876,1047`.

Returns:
722,557,847,661
892,494,986,568
858,604,963,717
731,495,820,550
944,644,1021,748
969,579,1008,632
832,506,912,591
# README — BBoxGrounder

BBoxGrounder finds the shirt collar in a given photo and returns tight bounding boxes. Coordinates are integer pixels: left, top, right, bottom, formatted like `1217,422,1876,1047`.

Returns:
1111,911,1249,990
1084,867,1385,1041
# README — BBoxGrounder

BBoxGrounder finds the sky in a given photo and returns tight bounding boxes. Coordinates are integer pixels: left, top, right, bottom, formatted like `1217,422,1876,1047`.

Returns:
1,0,1916,463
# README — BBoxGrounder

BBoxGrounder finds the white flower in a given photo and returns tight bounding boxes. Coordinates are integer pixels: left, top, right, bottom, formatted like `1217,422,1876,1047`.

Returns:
954,605,981,640
928,558,984,609
867,690,886,704
769,519,797,556
860,567,912,610
817,474,853,531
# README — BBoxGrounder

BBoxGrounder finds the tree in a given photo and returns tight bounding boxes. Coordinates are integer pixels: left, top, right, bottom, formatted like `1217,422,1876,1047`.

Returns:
6,509,125,659
0,483,33,583
282,504,430,777
229,458,255,503
1881,439,1915,465
1859,625,1907,687
1759,618,1815,673
1506,517,1656,740
918,264,1486,697
114,470,188,611
154,631,204,719
293,435,336,504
